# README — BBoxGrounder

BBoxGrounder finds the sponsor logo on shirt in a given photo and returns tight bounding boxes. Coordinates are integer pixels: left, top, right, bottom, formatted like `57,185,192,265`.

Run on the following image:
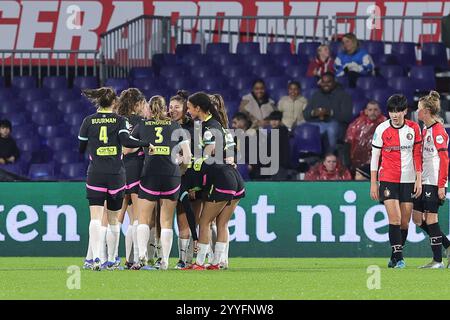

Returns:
383,145,413,152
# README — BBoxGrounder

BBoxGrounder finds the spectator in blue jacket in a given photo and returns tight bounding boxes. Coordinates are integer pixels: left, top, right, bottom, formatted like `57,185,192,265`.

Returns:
334,33,374,88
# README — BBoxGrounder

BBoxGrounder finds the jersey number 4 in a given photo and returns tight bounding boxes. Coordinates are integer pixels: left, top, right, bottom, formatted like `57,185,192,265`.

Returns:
155,127,163,143
99,126,108,144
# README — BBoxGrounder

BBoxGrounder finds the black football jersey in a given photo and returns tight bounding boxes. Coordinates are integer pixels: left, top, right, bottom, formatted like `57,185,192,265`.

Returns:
198,115,236,158
132,118,188,177
123,114,145,160
78,111,129,174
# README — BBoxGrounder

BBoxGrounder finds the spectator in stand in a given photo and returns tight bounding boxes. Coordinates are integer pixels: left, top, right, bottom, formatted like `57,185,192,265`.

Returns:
354,164,370,181
0,119,19,165
307,44,335,78
265,111,291,180
239,79,276,129
303,72,353,152
304,153,352,181
345,100,386,171
277,81,308,130
334,33,374,88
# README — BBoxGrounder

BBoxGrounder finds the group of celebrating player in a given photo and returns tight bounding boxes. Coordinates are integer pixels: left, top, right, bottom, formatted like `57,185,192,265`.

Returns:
78,87,245,271
370,90,450,269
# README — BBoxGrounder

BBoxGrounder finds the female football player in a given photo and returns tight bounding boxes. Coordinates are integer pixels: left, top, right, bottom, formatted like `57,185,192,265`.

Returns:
370,94,422,268
78,87,153,271
412,91,450,268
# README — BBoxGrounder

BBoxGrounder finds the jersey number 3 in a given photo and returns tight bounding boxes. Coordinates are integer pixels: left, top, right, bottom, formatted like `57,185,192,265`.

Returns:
99,126,108,144
155,127,163,143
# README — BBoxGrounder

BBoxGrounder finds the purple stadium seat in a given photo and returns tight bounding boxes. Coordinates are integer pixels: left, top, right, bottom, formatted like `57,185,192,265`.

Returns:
391,42,417,68
379,65,404,79
105,78,129,93
387,77,415,93
26,100,55,114
175,44,202,56
17,137,41,153
191,65,219,79
421,42,449,69
181,54,206,67
268,88,287,102
346,88,366,100
222,65,251,79
132,77,162,91
267,42,292,55
352,100,367,119
285,65,307,78
410,66,436,91
166,76,191,90
329,41,342,56
49,89,79,102
378,54,399,66
60,162,87,180
297,41,321,57
206,43,230,55
272,54,300,68
160,65,187,78
58,99,90,115
265,76,290,91
242,54,272,67
0,163,23,176
46,137,75,151
73,76,98,90
217,88,238,100
33,112,60,126
293,123,322,155
253,65,282,78
236,42,260,55
198,78,226,91
237,164,250,181
0,77,4,87
43,76,68,90
152,54,178,69
11,124,35,140
38,124,66,138
129,67,154,79
366,88,395,113
63,113,85,127
9,113,28,126
28,163,54,180
11,76,36,89
302,88,315,100
20,88,49,102
356,77,387,91
0,99,25,115
53,150,82,166
360,40,385,64
229,76,256,91
0,88,13,100
209,54,241,67
299,77,318,91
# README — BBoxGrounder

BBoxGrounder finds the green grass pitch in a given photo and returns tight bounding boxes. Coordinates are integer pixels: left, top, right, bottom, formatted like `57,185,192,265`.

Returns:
0,258,449,300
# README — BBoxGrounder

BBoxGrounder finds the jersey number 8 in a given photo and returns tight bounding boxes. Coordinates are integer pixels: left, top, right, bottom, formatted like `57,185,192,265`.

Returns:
99,126,108,144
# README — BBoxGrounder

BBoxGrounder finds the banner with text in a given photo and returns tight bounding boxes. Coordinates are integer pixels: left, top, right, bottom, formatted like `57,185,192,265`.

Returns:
0,182,448,257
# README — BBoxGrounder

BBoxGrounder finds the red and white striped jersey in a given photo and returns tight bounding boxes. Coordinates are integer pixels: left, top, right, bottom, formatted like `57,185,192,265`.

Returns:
372,119,422,183
422,122,449,187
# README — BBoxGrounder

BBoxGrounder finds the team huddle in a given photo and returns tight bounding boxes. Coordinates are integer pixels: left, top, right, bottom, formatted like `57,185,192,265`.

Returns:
370,91,450,269
78,87,245,271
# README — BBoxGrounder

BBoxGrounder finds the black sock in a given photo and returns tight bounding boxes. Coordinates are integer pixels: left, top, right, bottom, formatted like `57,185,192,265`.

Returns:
427,223,443,263
389,224,403,262
441,232,450,249
401,229,408,246
419,222,429,235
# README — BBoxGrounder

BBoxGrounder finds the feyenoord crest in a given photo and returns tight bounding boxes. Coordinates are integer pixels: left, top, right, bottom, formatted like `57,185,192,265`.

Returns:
406,133,413,140
436,135,444,144
384,188,391,198
427,135,432,143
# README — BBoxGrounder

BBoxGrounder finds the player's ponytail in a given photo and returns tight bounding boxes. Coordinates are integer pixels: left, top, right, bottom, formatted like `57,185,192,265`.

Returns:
148,95,169,121
419,90,442,123
210,94,229,128
82,87,117,109
117,88,146,117
189,92,224,127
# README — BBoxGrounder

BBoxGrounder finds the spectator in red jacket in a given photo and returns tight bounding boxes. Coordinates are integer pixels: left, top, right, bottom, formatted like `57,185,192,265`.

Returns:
345,100,386,171
307,44,335,78
304,153,352,181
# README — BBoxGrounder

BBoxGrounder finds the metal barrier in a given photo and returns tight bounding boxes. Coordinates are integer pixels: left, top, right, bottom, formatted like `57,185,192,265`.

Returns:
174,16,329,53
0,50,99,85
100,15,170,80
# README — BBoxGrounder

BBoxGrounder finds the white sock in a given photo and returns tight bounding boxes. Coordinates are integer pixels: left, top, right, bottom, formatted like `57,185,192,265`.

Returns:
160,228,173,266
107,224,120,262
147,227,156,260
179,238,189,262
196,243,209,266
114,223,121,259
137,224,150,261
85,234,93,261
132,220,139,263
125,225,133,262
212,242,226,265
88,220,101,261
208,224,217,262
99,226,108,263
156,238,162,258
221,228,230,265
186,235,194,264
